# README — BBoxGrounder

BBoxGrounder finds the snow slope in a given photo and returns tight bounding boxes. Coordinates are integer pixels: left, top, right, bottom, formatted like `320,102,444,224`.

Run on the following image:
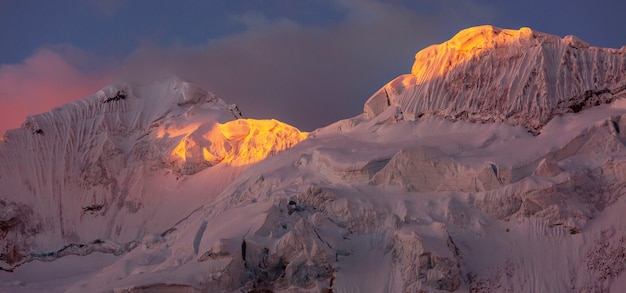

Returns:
3,26,626,292
0,78,306,269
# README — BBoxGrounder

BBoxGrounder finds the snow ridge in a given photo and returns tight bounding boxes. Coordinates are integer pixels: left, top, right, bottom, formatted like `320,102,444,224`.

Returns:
365,25,626,132
0,78,306,269
5,26,626,293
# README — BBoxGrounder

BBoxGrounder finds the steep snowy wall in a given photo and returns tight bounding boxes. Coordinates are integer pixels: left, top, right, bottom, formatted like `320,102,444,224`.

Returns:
47,104,626,292
6,26,626,292
0,79,306,267
364,25,626,132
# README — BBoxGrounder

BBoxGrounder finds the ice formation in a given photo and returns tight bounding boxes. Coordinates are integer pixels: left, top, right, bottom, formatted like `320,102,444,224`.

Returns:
364,25,626,133
3,26,626,292
0,78,306,270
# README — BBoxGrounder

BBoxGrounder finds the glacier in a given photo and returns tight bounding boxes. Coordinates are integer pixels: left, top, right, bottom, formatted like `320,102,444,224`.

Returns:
2,26,626,292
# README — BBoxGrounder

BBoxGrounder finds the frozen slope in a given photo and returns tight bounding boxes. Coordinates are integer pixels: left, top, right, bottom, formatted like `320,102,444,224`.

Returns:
16,100,626,293
0,78,306,269
365,25,626,133
3,26,626,293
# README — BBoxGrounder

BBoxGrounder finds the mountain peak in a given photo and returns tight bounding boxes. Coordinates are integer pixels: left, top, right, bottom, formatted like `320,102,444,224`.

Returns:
434,25,537,52
365,26,626,133
412,26,592,79
0,78,307,267
6,27,626,292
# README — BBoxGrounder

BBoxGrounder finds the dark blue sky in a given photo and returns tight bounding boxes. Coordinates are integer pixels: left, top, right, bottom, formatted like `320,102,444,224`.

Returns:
1,0,625,134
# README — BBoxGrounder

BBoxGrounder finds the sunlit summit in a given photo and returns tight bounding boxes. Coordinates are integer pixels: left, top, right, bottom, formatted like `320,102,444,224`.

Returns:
2,25,626,292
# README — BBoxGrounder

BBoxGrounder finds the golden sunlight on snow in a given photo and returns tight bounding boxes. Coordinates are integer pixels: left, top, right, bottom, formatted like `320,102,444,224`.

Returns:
168,119,307,168
411,26,537,81
448,26,533,53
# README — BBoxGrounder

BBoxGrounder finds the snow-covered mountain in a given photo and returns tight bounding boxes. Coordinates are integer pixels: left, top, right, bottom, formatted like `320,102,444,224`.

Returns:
365,25,626,133
0,79,305,269
2,26,626,292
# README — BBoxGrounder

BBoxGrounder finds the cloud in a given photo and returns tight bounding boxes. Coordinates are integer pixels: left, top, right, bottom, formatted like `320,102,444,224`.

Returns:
0,47,115,135
119,0,468,131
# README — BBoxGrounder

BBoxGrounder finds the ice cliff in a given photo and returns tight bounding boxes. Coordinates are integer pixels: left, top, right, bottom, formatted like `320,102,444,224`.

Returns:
364,25,626,133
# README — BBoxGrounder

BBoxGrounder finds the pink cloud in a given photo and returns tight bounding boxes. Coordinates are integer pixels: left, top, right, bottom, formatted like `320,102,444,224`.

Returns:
0,48,115,136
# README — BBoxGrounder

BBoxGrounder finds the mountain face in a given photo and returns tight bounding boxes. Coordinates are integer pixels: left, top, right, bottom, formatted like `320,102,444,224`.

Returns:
0,79,306,268
365,25,626,133
3,26,626,292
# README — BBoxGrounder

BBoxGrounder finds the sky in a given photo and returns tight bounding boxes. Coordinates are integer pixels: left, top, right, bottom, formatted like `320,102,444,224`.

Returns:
1,0,625,135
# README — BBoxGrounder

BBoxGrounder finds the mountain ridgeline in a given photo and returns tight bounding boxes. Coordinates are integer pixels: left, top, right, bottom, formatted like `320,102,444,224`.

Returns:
0,79,306,269
2,26,626,292
365,25,626,133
